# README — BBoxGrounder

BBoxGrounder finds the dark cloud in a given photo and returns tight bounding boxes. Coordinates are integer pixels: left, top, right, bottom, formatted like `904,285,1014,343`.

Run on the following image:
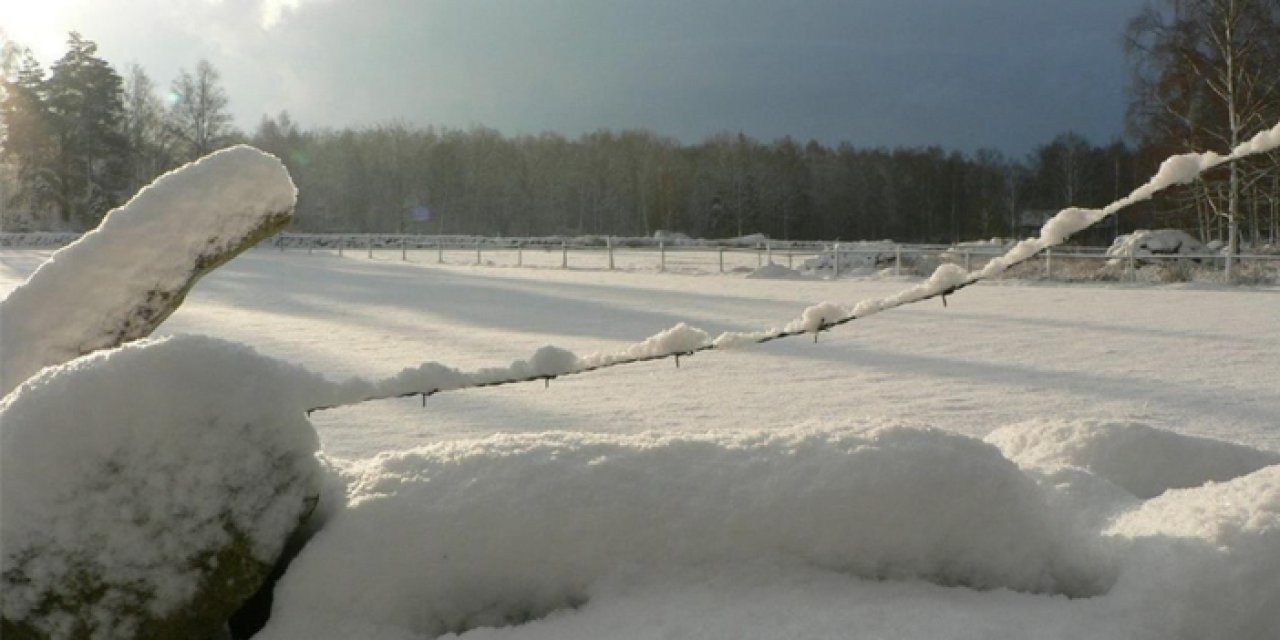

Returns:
12,0,1146,154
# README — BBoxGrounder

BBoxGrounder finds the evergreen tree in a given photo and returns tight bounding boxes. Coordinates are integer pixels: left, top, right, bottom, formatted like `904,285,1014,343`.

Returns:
1,48,57,227
45,33,129,228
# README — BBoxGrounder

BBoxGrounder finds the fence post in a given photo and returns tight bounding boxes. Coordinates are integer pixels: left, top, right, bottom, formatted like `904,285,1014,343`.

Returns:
367,235,373,259
963,250,971,272
475,239,482,265
517,242,523,267
562,241,568,269
718,246,724,273
894,245,902,276
756,244,763,268
1126,246,1136,281
1044,248,1053,280
437,241,444,264
787,252,793,269
833,243,840,279
660,241,666,272
766,241,772,265
401,236,407,261
338,237,344,258
607,236,615,270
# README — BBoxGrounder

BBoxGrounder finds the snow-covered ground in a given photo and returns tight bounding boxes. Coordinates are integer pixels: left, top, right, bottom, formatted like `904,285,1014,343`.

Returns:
2,248,1278,639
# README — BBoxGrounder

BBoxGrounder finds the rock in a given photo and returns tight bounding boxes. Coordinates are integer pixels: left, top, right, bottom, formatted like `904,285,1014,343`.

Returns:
1,336,325,639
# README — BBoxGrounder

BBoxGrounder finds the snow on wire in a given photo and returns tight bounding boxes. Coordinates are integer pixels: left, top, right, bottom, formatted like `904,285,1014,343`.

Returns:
306,121,1280,415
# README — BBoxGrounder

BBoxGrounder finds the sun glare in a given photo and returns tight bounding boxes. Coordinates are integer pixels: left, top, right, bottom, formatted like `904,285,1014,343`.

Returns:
1,1,77,59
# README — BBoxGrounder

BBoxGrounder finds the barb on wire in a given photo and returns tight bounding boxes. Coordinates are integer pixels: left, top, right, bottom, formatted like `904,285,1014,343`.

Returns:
304,122,1280,415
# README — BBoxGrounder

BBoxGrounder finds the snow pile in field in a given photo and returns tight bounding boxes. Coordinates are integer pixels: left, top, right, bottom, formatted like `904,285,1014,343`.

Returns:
746,262,809,279
987,419,1280,499
257,427,1112,639
0,335,323,634
0,145,296,396
1105,229,1209,262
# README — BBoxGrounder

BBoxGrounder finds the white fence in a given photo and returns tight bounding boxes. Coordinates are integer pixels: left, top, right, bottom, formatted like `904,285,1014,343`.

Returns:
267,234,1280,284
5,232,1277,284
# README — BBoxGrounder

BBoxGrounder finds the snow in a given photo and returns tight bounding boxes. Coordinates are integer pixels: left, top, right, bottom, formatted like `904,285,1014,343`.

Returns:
1106,229,1210,261
745,262,808,280
988,419,1279,499
0,335,322,635
3,127,1280,639
2,247,1279,639
0,145,296,397
256,427,1112,639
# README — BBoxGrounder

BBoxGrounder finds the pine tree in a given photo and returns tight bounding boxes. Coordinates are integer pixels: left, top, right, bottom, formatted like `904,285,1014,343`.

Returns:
45,33,130,229
1,48,57,228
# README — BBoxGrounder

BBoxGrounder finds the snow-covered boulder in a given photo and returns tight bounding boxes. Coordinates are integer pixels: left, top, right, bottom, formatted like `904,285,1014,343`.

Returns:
0,145,297,397
0,336,325,639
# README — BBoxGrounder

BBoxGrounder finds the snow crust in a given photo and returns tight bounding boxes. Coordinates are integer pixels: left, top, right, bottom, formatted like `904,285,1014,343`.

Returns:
0,335,322,635
258,427,1111,639
0,145,296,397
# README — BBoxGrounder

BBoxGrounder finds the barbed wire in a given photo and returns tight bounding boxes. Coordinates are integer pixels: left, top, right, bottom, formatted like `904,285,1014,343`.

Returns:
306,127,1279,414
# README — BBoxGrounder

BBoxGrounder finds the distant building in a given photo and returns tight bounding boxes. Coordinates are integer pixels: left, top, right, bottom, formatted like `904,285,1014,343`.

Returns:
1015,209,1057,237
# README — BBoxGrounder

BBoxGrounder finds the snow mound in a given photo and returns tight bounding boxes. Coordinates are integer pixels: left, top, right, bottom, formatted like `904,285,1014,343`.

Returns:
1106,229,1209,261
1106,465,1280,640
745,262,808,280
986,419,1279,499
259,427,1113,639
0,335,323,635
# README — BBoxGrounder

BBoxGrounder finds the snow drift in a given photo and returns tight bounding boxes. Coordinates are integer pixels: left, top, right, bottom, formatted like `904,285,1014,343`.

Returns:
257,427,1114,639
987,419,1280,499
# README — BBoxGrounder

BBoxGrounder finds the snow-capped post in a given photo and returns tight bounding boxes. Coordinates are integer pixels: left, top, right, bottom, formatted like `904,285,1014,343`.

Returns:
562,241,569,268
0,145,297,396
660,240,666,272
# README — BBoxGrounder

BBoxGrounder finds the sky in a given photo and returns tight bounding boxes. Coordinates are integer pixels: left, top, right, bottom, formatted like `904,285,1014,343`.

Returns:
1,0,1147,156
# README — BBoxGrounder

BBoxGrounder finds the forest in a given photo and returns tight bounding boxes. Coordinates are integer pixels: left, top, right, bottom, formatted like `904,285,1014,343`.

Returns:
2,0,1278,247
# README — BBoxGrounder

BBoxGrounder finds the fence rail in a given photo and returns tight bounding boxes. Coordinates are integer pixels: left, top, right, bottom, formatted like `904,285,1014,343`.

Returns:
5,232,1277,284
267,234,1280,284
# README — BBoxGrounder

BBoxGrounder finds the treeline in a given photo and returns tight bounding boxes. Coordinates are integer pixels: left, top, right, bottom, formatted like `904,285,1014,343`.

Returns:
255,118,1142,243
1,33,237,231
4,2,1279,246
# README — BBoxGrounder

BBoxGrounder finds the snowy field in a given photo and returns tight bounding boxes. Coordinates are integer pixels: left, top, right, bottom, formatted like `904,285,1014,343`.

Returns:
3,247,1279,639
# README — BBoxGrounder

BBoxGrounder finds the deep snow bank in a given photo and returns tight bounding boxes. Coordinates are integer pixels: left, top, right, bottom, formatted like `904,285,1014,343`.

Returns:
987,419,1280,499
0,335,323,637
258,427,1112,639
